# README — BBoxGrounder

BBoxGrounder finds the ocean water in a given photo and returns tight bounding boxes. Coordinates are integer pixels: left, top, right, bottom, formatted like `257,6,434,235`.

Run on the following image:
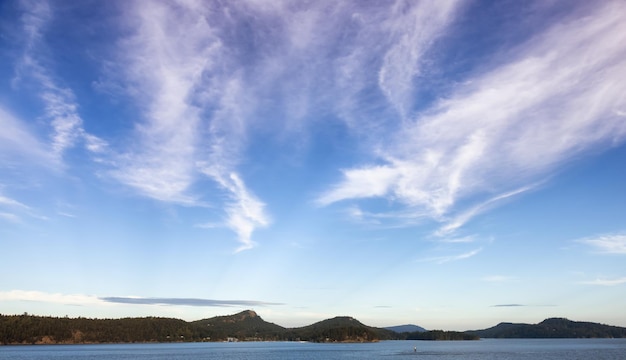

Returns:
1,339,625,359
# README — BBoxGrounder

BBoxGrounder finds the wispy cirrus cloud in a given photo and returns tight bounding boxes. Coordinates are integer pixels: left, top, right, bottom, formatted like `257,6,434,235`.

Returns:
435,185,535,236
580,277,626,286
318,1,626,236
576,233,626,254
0,107,54,166
105,1,269,249
108,1,213,204
0,194,30,211
94,1,467,250
15,0,107,162
0,187,48,223
418,247,482,264
0,193,28,224
198,171,270,253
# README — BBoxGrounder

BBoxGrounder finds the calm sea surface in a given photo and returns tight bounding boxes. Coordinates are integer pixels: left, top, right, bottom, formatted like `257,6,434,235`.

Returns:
1,339,625,359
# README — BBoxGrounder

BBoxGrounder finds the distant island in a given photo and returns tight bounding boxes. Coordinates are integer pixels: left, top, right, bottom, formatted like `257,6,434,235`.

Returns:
1,311,624,345
467,317,626,338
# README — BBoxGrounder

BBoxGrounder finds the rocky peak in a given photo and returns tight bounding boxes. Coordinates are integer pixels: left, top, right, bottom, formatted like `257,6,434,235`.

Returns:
242,310,258,318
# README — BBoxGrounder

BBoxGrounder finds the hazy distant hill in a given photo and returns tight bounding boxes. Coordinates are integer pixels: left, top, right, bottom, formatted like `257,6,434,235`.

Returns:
469,318,626,338
385,324,426,333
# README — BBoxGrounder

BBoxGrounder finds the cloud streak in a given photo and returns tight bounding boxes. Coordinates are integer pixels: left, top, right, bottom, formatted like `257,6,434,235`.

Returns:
418,247,482,264
580,278,626,286
100,296,282,307
0,290,103,306
577,233,626,254
108,1,212,204
0,107,54,166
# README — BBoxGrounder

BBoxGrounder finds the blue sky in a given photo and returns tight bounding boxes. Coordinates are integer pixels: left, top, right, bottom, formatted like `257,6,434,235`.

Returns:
1,0,625,331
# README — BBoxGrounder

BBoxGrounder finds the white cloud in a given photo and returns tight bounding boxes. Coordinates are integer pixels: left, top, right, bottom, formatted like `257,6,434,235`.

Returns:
0,193,30,211
317,165,400,207
319,2,626,235
439,235,476,244
435,185,535,236
580,277,626,286
343,205,428,228
577,233,626,254
0,189,48,223
199,171,270,253
0,290,103,306
418,247,482,264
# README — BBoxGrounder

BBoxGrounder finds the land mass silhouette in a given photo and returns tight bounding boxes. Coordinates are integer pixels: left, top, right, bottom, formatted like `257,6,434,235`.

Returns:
1,311,624,345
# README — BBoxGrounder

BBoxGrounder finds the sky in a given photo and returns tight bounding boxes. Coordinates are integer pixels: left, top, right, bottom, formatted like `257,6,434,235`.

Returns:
0,0,625,331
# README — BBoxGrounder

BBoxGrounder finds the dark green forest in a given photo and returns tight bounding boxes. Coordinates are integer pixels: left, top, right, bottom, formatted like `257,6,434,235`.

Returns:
0,313,195,344
0,310,480,344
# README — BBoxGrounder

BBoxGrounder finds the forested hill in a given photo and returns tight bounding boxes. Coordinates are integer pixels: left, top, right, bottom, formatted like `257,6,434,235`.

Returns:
0,314,193,344
286,316,397,343
191,310,286,341
468,318,626,338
